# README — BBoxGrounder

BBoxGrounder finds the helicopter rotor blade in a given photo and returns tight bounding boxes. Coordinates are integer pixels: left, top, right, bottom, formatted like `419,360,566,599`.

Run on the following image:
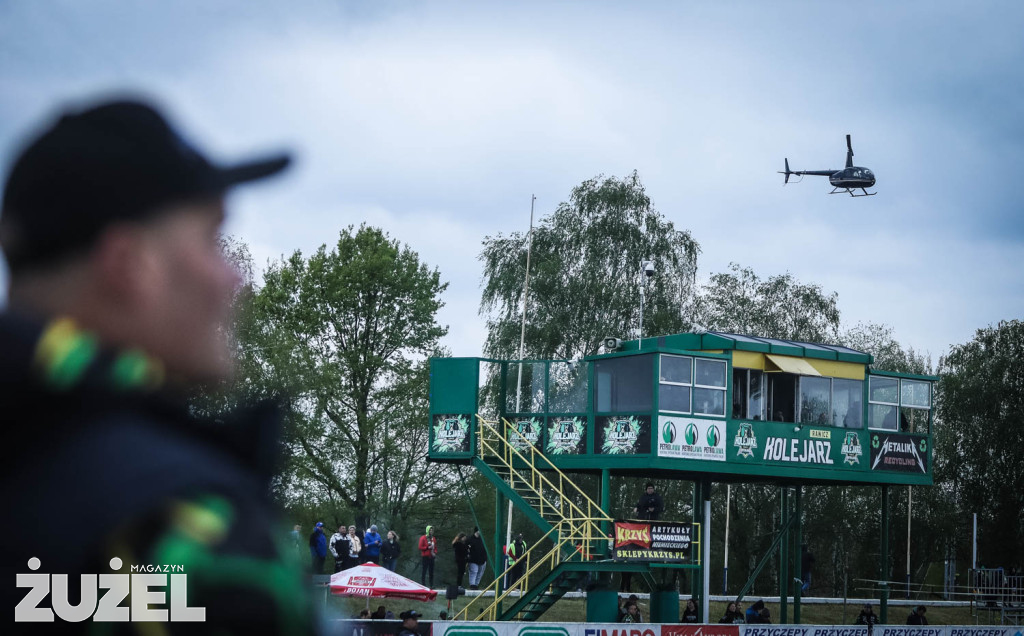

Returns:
785,158,790,184
845,134,854,168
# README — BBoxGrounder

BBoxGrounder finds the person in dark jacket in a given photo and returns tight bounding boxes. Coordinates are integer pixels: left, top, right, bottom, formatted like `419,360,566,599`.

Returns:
467,526,488,589
634,482,664,520
398,610,422,636
719,601,745,624
682,598,699,622
746,599,766,624
907,605,929,625
452,532,469,587
310,522,328,573
0,98,313,632
855,603,879,627
382,530,402,572
331,524,352,572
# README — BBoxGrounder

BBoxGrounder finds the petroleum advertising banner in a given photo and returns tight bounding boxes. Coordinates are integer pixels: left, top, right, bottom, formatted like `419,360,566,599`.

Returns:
596,415,652,454
657,415,726,461
431,414,472,454
869,432,929,473
546,416,587,455
611,520,692,561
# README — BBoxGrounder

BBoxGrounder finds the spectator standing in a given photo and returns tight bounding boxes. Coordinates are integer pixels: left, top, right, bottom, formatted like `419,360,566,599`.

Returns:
759,607,772,623
682,598,699,622
634,482,664,520
346,525,362,568
371,605,387,620
907,606,928,625
800,544,815,593
467,527,488,589
364,524,383,564
330,524,350,573
291,524,302,550
309,522,328,574
382,530,402,572
419,525,438,588
507,532,527,585
453,532,469,587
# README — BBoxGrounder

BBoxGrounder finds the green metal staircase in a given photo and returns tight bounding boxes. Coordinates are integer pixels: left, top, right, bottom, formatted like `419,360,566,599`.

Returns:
453,416,612,621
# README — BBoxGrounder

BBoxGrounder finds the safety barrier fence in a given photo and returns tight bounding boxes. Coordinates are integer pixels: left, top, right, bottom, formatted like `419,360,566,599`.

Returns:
431,623,1024,636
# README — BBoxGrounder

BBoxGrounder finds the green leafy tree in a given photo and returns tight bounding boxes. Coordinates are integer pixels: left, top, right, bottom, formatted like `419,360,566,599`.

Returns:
842,321,932,374
480,171,699,360
236,225,453,529
935,320,1024,569
691,263,841,343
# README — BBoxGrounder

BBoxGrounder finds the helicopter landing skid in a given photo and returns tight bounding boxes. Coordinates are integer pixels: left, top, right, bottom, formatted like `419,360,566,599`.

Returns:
830,187,876,197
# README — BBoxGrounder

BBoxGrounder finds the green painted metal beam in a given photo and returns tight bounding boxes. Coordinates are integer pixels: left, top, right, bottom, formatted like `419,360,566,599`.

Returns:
473,457,554,536
780,487,789,623
735,507,799,605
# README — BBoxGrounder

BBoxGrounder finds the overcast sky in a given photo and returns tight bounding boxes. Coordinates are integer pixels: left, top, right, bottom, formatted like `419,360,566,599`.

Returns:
2,0,1022,362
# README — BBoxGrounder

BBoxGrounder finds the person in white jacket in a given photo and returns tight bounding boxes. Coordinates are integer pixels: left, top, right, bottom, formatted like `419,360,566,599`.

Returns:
330,525,350,572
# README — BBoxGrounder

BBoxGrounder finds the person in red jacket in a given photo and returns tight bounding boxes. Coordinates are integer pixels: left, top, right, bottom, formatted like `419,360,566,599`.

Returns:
418,525,437,588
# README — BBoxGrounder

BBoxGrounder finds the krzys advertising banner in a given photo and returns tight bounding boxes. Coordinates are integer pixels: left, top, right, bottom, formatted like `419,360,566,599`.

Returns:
612,520,692,562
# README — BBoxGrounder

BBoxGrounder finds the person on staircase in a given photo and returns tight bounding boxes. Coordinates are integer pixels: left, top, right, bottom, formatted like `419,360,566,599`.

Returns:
507,532,527,585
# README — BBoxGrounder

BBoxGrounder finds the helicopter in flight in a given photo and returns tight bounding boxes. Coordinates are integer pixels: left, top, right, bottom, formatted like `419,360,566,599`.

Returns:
780,134,876,197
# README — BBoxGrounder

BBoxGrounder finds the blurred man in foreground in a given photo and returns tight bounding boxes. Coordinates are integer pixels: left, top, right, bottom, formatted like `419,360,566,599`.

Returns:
0,98,314,633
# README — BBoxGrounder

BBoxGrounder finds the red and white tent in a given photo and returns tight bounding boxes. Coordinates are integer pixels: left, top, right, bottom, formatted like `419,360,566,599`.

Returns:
329,562,438,602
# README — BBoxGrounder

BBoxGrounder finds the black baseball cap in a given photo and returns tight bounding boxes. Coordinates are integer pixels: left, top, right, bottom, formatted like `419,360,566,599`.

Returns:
1,98,291,273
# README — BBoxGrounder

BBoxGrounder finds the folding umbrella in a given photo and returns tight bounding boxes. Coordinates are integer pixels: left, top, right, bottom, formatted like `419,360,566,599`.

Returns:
330,562,438,609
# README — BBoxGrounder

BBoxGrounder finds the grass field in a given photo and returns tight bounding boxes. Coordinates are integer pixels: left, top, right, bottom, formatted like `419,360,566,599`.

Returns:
325,593,1005,626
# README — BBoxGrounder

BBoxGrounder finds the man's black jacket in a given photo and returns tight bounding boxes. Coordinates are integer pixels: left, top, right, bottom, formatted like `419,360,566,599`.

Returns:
0,312,315,633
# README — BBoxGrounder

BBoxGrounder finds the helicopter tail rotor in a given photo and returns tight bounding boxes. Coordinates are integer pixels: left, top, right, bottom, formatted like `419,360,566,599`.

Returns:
780,158,792,184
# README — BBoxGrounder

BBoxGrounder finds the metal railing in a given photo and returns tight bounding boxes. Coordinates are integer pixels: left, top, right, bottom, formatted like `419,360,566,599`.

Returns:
453,416,613,621
478,416,612,537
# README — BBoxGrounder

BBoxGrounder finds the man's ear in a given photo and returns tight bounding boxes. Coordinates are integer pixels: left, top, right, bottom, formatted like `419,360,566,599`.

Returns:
91,225,154,301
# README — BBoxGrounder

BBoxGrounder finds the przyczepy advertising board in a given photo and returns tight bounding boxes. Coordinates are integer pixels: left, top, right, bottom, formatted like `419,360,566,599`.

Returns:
657,416,726,461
